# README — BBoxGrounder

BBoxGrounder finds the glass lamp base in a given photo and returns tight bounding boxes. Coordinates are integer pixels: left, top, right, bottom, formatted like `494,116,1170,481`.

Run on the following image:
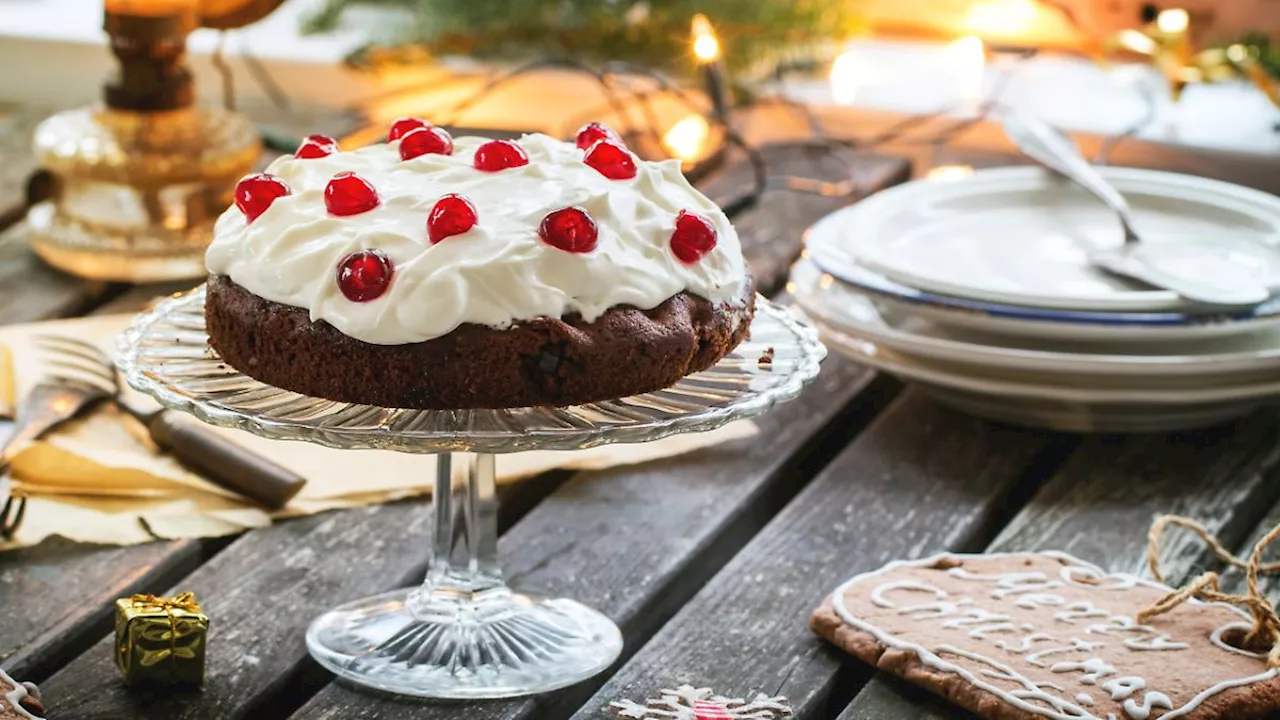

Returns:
306,587,622,699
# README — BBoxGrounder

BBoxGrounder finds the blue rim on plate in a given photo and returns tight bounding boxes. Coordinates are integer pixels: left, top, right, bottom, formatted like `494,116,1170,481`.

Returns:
804,251,1280,328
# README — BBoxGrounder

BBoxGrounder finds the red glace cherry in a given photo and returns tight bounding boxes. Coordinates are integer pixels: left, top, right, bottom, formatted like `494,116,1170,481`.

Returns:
538,207,598,253
473,140,529,172
399,126,454,160
336,250,394,302
295,134,338,159
234,173,290,223
388,117,429,141
583,139,637,180
427,194,478,244
575,122,619,150
670,209,717,264
324,172,380,216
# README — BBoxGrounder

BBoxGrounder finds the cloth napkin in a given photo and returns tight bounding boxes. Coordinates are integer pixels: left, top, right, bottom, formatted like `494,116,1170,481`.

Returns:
0,311,756,550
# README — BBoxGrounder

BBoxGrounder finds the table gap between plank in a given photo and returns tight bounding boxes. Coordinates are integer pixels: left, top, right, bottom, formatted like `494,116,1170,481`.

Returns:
559,392,1075,720
837,411,1280,720
39,353,890,720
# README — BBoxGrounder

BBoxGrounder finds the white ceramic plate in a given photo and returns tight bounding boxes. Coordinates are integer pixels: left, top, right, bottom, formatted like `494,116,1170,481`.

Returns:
800,247,1280,344
791,260,1280,384
812,321,1279,432
810,166,1280,312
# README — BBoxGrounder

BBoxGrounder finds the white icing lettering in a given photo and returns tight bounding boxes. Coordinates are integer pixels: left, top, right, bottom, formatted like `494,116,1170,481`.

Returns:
1027,639,1105,667
968,622,1020,639
1050,657,1117,685
898,598,973,619
996,632,1057,654
1086,616,1157,637
1015,593,1066,609
937,645,1094,718
1123,691,1173,720
831,552,1280,720
1123,634,1188,652
941,608,1012,629
1061,565,1137,591
1102,675,1144,699
1054,601,1111,624
948,568,1066,599
870,580,948,609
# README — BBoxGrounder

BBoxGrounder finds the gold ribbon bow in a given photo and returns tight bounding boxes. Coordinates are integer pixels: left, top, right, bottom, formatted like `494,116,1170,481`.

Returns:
126,591,202,615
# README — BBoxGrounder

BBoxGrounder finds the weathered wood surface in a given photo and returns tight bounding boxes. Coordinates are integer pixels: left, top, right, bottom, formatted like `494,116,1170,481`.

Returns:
290,365,894,720
838,413,1280,719
42,353,887,719
0,268,186,684
0,104,44,220
0,225,111,325
567,393,1070,720
0,540,204,682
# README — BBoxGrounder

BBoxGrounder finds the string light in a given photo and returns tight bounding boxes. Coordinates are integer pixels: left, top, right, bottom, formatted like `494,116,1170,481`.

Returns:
690,13,730,122
691,14,720,63
963,0,1039,37
1156,8,1189,35
829,50,862,105
926,164,974,181
663,113,710,161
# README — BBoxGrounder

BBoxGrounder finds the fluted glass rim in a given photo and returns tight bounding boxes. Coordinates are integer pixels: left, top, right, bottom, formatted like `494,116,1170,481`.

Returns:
117,286,826,453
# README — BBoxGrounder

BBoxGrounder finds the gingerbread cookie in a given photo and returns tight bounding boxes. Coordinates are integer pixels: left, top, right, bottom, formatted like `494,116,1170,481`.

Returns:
811,552,1280,720
0,668,44,720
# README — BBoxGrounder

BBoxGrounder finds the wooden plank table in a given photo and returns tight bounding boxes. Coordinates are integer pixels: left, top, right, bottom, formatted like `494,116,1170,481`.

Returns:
2,108,1280,720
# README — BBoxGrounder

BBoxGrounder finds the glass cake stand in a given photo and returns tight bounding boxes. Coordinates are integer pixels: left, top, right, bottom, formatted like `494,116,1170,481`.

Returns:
117,285,826,700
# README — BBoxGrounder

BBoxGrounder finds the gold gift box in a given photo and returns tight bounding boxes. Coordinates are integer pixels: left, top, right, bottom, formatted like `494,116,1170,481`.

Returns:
114,592,208,687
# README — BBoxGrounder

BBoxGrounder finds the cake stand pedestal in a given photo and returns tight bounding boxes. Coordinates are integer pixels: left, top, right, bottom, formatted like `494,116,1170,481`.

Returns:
117,286,825,700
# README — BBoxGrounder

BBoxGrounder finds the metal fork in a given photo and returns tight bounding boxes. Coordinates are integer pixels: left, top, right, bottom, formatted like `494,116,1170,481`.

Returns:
0,335,117,540
1,472,25,541
36,334,307,509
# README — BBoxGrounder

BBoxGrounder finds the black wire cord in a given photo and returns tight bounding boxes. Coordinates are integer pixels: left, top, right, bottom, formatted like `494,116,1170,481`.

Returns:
227,40,1156,220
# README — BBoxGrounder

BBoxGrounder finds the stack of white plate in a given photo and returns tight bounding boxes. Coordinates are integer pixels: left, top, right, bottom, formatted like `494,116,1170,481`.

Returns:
791,166,1280,432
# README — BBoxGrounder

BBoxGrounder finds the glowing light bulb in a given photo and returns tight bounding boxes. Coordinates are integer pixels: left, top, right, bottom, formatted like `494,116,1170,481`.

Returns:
1117,29,1158,55
926,165,974,181
829,51,862,105
1227,44,1249,63
963,0,1038,36
949,36,986,113
691,14,721,63
663,114,710,161
1156,8,1189,34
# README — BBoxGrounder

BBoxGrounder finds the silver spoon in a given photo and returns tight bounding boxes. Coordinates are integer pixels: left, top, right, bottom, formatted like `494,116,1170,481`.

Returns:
1000,112,1276,307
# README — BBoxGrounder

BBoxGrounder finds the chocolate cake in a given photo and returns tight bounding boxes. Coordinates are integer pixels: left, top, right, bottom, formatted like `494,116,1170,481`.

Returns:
205,122,755,409
0,669,45,720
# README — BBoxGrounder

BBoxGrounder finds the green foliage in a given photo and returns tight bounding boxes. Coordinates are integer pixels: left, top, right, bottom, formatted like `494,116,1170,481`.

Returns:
303,0,860,73
1238,32,1280,80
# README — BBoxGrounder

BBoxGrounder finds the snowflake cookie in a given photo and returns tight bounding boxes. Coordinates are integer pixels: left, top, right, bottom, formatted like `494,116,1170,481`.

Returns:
609,684,792,719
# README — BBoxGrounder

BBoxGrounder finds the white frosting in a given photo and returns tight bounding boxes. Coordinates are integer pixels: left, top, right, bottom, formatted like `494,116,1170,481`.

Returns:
207,133,749,345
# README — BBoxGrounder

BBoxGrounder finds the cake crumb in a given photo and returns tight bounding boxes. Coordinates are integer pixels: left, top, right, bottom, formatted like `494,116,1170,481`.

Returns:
758,347,775,367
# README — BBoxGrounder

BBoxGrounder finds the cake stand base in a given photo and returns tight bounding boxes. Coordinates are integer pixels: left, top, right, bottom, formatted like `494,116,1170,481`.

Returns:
306,453,622,699
306,587,622,699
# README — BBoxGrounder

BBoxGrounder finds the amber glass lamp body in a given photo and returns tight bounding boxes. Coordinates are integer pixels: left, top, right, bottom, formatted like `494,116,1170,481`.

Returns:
28,0,259,282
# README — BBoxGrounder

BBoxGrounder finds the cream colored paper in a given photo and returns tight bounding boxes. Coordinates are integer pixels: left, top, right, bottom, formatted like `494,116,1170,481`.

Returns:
0,312,756,550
